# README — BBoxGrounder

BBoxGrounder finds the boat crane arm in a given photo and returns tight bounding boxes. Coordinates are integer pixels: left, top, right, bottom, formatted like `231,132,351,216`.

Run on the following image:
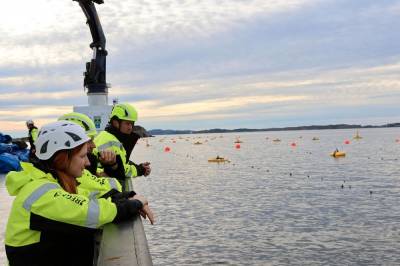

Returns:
73,0,109,93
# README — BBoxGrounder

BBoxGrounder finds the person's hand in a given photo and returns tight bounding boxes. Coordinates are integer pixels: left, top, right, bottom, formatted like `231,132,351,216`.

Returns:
140,205,155,225
99,150,116,166
97,171,108,177
141,162,151,176
133,194,148,206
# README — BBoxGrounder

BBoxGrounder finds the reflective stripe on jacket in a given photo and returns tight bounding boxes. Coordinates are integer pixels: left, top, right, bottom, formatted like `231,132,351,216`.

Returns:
5,162,117,248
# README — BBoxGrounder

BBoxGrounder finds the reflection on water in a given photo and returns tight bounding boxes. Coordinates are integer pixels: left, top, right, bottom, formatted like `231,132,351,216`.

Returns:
1,128,399,265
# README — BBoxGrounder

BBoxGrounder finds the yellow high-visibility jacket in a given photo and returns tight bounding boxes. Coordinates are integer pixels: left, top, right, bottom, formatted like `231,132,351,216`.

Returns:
77,169,122,198
4,162,117,265
30,128,38,142
93,131,138,179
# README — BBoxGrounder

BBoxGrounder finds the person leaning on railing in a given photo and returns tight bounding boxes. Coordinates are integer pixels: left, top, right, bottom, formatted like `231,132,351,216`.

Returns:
4,121,154,266
58,112,124,194
93,103,151,191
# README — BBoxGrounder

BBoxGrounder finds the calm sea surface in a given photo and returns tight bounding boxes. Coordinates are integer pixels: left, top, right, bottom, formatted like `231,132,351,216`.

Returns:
1,128,400,265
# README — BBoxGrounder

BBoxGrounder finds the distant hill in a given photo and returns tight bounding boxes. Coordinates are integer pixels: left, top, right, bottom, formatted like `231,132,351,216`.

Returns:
148,123,400,136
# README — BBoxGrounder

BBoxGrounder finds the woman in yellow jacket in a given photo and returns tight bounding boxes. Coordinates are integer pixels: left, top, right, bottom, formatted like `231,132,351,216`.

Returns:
5,121,154,266
58,112,123,195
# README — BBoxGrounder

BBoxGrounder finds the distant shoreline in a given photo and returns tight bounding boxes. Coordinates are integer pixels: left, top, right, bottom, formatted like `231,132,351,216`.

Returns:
148,123,400,135
5,123,399,139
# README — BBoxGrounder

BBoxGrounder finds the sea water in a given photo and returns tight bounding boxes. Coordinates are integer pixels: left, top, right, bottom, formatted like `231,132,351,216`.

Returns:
1,128,399,265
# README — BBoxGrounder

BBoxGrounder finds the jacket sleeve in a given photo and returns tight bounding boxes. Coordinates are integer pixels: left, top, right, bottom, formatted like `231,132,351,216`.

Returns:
26,183,117,230
128,161,145,176
102,155,126,180
99,188,143,223
77,170,122,197
94,137,139,178
31,128,39,142
100,189,143,223
124,162,139,178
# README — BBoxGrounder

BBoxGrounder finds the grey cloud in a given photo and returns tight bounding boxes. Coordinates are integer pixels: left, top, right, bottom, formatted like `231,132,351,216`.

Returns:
0,96,87,107
2,0,400,129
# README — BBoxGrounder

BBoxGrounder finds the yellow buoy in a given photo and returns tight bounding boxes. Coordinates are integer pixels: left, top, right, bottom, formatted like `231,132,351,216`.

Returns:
330,151,346,157
208,157,230,163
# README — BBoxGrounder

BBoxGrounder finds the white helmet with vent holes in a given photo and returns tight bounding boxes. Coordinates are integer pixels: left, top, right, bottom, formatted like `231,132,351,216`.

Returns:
34,121,90,160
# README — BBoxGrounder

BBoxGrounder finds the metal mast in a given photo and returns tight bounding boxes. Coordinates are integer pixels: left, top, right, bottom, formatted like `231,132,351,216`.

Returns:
73,0,113,130
74,0,110,106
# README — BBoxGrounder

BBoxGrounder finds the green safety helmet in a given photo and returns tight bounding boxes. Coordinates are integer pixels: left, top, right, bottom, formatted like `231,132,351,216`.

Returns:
110,103,138,122
58,112,97,138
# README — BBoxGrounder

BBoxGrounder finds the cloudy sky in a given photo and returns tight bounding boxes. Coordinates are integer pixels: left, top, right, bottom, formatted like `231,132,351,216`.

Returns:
1,0,399,136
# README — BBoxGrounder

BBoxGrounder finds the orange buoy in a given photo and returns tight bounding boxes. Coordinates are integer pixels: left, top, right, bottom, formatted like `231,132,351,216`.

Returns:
235,143,241,149
164,146,171,152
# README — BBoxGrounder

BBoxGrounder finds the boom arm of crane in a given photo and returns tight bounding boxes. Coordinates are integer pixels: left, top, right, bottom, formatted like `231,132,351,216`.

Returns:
74,0,109,93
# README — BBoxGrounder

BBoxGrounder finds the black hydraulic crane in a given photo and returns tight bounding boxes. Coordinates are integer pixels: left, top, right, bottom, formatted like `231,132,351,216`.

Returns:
73,0,109,94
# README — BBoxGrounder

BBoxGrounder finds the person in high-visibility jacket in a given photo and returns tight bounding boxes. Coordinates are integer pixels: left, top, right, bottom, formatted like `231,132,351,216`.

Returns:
5,121,154,266
94,103,151,190
26,119,39,160
58,112,123,195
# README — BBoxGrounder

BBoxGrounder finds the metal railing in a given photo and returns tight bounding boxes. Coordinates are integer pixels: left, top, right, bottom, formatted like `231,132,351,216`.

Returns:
96,179,153,266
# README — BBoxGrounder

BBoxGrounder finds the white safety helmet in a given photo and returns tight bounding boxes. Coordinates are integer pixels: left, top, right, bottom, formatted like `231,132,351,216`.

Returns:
26,119,34,126
34,121,90,160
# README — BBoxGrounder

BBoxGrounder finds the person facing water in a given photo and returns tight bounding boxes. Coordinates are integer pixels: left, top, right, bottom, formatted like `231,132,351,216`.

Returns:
5,121,154,266
93,103,151,190
26,119,38,159
58,112,123,178
58,112,126,194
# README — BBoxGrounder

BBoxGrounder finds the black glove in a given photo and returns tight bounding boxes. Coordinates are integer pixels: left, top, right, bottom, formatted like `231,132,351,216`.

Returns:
128,161,146,176
103,155,125,180
101,189,136,202
113,199,143,223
